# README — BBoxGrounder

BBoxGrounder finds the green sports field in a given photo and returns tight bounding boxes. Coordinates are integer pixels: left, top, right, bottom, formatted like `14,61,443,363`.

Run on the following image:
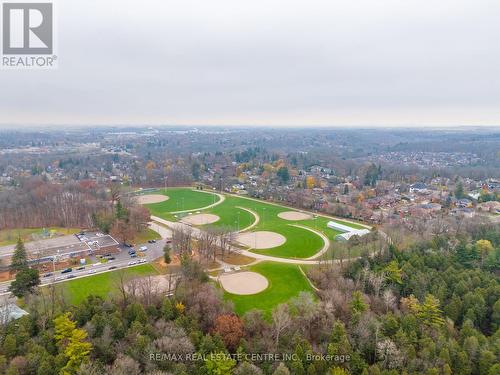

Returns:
55,264,158,305
144,188,220,216
223,262,314,315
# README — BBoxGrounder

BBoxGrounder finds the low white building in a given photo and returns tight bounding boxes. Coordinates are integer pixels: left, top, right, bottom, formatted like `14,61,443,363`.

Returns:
327,221,371,242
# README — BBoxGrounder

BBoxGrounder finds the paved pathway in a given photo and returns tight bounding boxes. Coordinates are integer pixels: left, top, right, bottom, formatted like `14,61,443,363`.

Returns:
236,206,260,232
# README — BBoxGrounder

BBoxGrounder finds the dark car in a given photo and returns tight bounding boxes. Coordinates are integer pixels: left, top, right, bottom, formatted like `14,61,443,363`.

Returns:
148,239,157,244
128,249,136,255
108,266,117,270
130,253,138,258
76,266,85,271
107,257,116,261
43,272,53,278
61,268,72,274
67,275,76,279
125,243,135,248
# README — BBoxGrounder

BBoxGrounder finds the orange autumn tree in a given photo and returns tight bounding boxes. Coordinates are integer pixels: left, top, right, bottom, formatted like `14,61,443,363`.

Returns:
213,314,244,351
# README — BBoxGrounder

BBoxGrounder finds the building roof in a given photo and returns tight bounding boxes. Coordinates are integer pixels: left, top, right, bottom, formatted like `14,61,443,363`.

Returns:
335,229,371,241
0,303,29,325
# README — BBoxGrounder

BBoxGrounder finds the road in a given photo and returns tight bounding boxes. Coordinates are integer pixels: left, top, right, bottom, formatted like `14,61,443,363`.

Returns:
0,227,170,295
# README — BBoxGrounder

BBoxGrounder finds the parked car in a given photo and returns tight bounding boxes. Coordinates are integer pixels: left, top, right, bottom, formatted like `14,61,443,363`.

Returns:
138,259,147,264
88,269,96,274
128,249,136,255
67,275,76,279
130,253,138,258
76,266,85,271
61,268,72,274
148,239,157,244
107,256,116,261
108,266,117,270
128,261,137,266
140,246,148,252
43,273,53,278
55,276,65,281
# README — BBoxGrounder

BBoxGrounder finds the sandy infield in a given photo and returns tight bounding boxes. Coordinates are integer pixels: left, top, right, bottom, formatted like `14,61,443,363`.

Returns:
182,213,220,225
278,211,313,221
237,231,286,249
220,272,269,295
136,194,169,204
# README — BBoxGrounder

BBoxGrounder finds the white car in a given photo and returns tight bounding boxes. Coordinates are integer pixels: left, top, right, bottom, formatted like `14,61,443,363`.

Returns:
55,276,64,281
138,258,147,264
88,269,96,274
128,261,137,266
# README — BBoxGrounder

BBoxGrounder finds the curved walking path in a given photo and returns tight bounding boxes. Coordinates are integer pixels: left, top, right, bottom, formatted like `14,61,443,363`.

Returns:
236,206,260,232
171,190,225,214
148,221,172,238
289,224,331,260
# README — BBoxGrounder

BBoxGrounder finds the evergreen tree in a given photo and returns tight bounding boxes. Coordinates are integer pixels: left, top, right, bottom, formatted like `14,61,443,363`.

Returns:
455,182,465,199
10,237,28,272
9,268,40,297
163,243,172,264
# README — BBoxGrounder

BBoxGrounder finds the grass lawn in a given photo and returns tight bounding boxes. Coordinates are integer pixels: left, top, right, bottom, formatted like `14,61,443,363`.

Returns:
56,264,158,305
0,227,80,247
145,188,220,216
224,261,314,316
133,228,161,244
206,196,325,258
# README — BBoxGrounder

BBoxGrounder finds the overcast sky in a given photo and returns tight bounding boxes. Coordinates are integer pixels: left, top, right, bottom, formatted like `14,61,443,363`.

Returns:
1,0,499,128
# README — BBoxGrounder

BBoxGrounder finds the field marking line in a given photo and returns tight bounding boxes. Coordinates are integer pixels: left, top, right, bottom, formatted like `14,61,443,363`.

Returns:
171,190,225,214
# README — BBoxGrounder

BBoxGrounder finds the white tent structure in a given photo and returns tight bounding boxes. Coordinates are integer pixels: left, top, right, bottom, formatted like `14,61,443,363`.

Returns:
327,221,370,242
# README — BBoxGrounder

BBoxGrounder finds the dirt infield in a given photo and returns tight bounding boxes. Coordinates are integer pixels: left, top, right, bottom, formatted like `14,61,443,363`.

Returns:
182,213,220,225
136,194,169,204
278,211,313,221
219,271,269,295
237,231,286,249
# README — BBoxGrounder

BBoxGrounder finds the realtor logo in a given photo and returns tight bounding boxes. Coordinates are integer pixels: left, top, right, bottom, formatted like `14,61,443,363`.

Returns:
2,3,52,54
1,2,56,68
